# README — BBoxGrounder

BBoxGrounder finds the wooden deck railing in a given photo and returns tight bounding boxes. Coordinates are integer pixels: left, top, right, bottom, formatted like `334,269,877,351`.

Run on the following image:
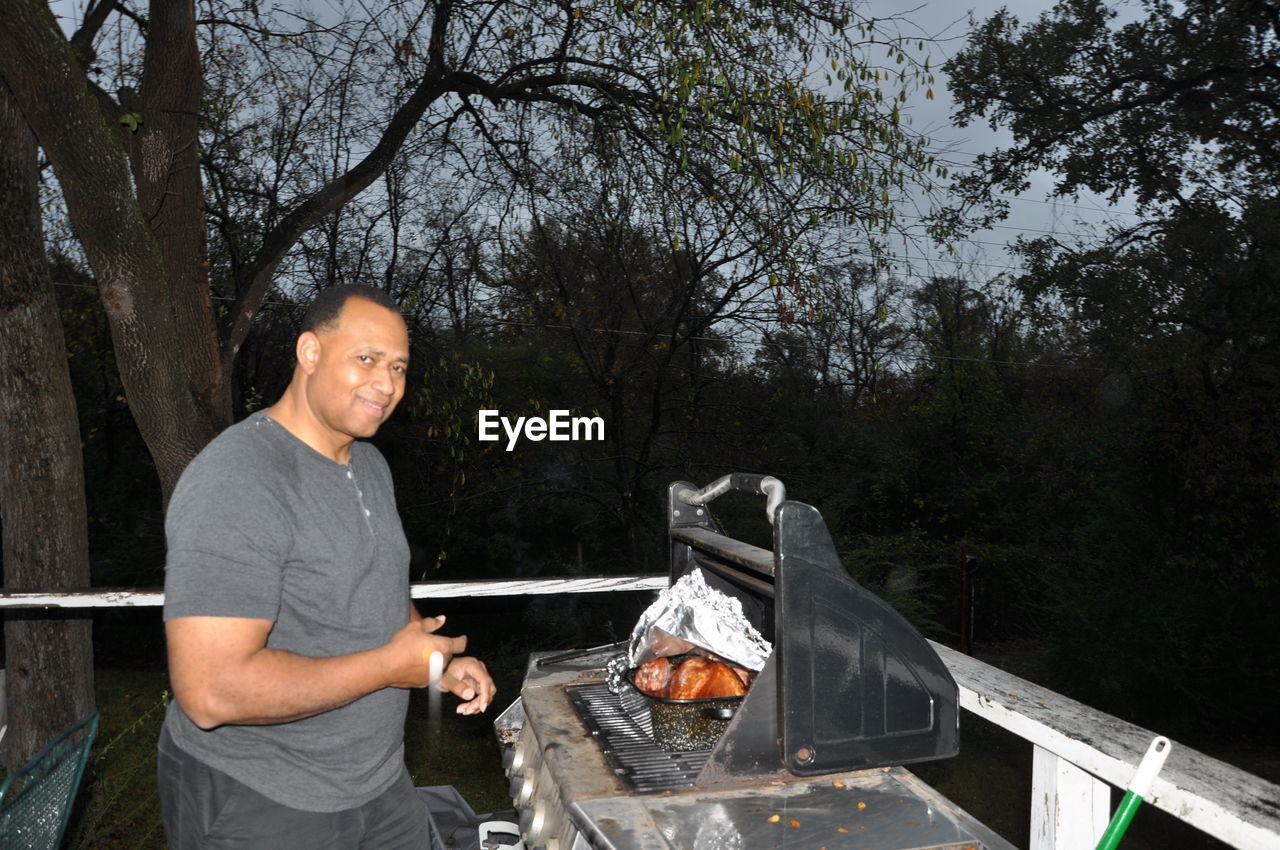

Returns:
3,579,1278,849
929,641,1280,850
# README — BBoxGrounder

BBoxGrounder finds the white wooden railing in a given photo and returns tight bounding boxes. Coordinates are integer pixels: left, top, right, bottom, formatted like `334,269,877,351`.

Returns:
929,641,1280,850
3,578,1278,849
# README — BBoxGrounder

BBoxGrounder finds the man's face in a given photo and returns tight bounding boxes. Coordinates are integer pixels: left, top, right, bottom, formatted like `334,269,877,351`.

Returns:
303,296,409,442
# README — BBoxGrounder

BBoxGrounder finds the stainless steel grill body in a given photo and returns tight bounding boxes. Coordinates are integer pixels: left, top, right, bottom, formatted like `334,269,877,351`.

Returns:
500,652,1015,850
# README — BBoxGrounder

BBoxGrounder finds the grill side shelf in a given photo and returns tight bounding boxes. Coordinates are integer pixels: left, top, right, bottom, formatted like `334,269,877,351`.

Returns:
567,684,712,794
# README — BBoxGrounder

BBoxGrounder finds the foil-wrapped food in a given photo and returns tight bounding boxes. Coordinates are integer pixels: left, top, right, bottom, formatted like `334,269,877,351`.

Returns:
609,569,772,698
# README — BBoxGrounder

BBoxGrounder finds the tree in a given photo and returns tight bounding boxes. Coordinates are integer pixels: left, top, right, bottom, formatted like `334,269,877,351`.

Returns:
0,0,942,500
487,193,733,569
0,84,95,769
754,262,910,408
944,0,1280,213
943,0,1280,727
943,0,1280,577
1013,197,1280,578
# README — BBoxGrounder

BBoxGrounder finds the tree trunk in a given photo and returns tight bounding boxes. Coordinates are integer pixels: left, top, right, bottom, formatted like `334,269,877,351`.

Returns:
0,82,96,771
0,0,217,504
135,0,227,434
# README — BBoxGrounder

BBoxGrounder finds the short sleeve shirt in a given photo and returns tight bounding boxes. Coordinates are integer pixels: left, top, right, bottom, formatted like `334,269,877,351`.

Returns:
161,412,412,812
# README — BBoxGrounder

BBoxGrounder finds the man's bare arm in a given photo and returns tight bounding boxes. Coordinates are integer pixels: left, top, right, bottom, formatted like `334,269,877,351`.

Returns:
166,615,465,730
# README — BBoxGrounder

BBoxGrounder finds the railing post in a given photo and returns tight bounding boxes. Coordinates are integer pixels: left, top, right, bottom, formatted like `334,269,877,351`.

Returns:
1031,744,1110,849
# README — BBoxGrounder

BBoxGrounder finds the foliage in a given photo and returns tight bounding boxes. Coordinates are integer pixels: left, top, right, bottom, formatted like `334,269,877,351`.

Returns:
938,0,1280,737
395,351,497,578
839,533,952,638
945,0,1280,212
2,0,949,766
188,0,949,346
944,0,1280,584
1044,557,1280,734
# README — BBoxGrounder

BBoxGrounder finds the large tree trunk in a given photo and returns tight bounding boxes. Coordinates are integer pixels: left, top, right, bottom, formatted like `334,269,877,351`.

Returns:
0,0,217,503
0,83,96,771
135,0,227,433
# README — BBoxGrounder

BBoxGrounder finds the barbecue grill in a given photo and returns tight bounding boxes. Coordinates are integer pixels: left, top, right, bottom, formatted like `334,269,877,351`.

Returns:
496,474,1014,849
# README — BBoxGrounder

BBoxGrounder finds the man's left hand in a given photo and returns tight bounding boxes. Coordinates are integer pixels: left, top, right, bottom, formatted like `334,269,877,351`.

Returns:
438,657,496,715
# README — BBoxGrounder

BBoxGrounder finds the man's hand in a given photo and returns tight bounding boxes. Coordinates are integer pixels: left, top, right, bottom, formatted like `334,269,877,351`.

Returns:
439,656,496,715
383,618,467,689
415,614,496,713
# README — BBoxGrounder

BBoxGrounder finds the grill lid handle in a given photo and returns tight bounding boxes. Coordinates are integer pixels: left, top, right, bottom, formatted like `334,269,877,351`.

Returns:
675,474,786,524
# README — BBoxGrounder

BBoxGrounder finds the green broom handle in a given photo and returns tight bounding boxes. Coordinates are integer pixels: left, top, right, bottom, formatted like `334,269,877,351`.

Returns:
1096,736,1172,850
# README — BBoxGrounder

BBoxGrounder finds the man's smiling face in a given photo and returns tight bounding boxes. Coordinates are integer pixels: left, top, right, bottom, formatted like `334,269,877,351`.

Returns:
302,296,409,449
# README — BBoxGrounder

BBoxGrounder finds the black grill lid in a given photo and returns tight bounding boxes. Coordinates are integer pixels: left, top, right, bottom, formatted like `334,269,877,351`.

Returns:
668,475,959,782
775,500,959,774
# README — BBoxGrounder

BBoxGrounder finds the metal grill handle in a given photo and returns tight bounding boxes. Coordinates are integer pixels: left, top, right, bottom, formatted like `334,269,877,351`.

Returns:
675,473,786,524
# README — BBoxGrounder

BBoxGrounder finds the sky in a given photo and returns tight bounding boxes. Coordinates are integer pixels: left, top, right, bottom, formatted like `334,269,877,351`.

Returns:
44,0,1141,290
865,0,1144,285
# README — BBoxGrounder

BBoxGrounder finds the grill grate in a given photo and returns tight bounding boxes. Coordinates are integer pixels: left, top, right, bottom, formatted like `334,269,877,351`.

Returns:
568,684,711,793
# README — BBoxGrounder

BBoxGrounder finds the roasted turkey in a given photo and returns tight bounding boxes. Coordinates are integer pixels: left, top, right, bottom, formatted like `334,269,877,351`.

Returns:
668,657,748,699
632,656,675,696
634,655,754,699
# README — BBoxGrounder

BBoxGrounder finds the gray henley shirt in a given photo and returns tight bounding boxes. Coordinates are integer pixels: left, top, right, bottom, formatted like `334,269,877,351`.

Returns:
161,411,412,812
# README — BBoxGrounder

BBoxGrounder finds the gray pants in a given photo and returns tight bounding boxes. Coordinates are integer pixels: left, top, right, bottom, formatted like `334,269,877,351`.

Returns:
158,727,443,849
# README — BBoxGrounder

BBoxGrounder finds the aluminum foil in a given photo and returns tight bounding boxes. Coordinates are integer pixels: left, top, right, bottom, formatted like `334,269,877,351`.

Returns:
605,653,632,693
626,569,772,671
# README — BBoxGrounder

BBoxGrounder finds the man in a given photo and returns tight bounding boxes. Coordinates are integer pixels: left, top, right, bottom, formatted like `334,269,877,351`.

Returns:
158,284,495,848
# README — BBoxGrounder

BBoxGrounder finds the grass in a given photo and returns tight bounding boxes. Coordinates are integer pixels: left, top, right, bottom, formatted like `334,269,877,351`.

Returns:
910,713,1032,844
60,596,628,845
403,690,513,816
68,596,538,847
66,674,518,846
74,666,1263,849
67,668,169,849
912,716,1249,850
